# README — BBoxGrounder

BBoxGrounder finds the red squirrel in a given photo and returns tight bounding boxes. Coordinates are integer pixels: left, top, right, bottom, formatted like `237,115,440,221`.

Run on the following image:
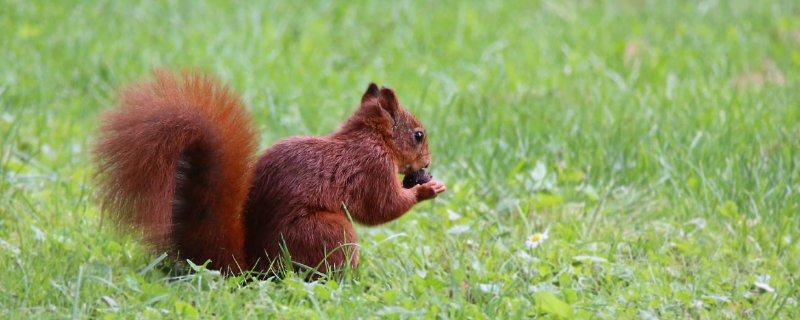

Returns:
93,70,446,277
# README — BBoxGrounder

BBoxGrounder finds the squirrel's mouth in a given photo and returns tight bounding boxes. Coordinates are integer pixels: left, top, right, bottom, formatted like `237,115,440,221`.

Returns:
398,164,414,175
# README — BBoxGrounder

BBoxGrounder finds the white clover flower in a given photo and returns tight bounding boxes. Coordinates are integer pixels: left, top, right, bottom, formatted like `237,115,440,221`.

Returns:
525,229,549,249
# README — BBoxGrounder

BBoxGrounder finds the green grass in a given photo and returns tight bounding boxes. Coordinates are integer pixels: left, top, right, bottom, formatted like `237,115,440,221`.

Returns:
2,0,800,318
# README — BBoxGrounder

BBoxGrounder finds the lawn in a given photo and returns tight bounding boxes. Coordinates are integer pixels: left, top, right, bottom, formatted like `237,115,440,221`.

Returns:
2,0,799,318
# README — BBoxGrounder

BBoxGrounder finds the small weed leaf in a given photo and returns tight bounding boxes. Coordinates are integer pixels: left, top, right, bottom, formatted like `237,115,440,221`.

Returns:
531,193,564,209
533,290,573,319
717,200,740,221
174,301,200,318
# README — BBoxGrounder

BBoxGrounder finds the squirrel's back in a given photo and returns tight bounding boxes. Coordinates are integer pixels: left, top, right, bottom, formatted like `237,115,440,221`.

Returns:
93,70,259,274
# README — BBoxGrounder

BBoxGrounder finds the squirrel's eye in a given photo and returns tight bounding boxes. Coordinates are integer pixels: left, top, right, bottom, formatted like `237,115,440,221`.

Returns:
414,131,424,143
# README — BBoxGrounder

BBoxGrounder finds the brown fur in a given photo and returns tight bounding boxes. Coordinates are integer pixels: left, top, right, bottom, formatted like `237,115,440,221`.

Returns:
93,71,446,277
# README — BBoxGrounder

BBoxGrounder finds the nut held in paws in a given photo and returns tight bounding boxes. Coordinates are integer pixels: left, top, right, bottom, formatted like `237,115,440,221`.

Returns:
402,169,433,189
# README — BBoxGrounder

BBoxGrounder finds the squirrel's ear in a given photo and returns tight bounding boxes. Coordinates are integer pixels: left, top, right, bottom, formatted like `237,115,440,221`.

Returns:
377,86,400,116
361,83,380,103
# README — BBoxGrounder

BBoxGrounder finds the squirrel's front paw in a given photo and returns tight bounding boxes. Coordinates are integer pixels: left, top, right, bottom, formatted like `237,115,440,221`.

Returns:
414,180,446,201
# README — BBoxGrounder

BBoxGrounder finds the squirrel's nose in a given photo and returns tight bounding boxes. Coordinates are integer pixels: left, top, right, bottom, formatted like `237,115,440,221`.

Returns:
423,162,430,169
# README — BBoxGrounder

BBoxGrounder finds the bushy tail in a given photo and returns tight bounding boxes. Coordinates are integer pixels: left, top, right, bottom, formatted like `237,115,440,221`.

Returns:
93,70,259,274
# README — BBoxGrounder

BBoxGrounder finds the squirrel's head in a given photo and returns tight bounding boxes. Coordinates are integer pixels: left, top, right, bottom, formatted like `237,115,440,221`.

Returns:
353,83,431,175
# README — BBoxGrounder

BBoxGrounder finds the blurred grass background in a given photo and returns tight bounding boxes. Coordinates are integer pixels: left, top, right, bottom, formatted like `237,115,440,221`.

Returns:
2,0,799,318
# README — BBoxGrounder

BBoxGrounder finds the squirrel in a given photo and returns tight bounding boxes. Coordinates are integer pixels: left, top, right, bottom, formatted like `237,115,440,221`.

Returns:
93,70,446,277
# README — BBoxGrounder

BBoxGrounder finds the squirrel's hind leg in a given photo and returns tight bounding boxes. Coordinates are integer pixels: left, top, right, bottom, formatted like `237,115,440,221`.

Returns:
267,212,359,280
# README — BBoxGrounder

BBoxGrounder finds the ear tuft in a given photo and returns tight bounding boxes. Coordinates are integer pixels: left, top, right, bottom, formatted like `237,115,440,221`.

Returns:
361,83,380,103
378,87,400,115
